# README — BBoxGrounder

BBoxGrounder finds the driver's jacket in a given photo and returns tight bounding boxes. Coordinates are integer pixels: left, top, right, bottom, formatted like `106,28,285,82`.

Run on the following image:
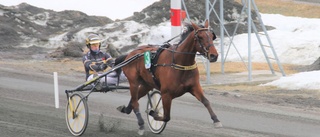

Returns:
82,51,112,80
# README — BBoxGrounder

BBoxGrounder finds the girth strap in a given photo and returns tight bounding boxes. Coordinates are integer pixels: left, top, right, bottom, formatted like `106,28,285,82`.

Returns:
171,63,197,70
148,44,170,89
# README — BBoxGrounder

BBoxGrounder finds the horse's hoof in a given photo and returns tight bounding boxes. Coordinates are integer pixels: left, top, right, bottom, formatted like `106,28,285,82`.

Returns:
116,105,125,113
214,122,223,128
137,129,144,135
145,109,155,116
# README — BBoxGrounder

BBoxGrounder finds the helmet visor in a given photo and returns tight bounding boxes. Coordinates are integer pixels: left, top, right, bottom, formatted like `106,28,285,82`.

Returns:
89,40,101,44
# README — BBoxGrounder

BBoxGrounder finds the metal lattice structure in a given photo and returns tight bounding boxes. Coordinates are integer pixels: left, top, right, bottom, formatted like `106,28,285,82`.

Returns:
179,0,286,83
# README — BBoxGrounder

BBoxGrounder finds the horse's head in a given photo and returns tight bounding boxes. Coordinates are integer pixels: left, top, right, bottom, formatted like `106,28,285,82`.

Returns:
191,20,219,62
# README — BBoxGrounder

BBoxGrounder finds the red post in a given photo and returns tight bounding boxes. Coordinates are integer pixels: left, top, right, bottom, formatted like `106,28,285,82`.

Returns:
171,0,181,38
171,9,181,26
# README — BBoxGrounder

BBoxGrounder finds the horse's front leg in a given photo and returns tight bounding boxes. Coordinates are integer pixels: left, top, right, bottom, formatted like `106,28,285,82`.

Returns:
190,86,223,128
149,93,172,122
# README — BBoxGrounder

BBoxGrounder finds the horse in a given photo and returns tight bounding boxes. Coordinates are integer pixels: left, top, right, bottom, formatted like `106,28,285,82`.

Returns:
116,20,222,135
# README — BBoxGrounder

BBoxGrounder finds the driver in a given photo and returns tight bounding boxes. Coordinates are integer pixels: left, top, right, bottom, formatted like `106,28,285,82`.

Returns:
82,33,126,88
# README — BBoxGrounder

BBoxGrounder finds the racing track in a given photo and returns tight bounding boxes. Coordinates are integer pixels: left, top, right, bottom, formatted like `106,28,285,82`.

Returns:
0,67,320,137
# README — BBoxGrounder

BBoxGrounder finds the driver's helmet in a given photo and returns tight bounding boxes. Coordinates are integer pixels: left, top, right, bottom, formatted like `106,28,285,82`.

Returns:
85,34,101,48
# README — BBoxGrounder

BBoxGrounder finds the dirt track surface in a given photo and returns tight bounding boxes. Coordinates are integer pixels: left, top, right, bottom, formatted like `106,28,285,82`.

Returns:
1,59,320,137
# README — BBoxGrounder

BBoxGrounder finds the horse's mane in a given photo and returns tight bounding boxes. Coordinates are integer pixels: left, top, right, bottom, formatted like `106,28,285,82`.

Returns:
177,23,209,45
177,22,216,45
178,23,195,45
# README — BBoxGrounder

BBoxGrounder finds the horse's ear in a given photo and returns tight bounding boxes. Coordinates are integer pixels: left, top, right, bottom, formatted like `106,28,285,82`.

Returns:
204,19,209,28
191,22,199,30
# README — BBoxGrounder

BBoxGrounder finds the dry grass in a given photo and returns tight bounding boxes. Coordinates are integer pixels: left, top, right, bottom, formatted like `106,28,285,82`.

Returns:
0,59,84,75
206,83,279,92
234,0,320,18
197,62,299,75
197,62,299,92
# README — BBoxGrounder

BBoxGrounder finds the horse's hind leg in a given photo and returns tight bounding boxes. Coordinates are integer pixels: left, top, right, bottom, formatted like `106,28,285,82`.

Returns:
190,86,223,128
117,87,145,135
117,99,133,114
118,82,151,135
133,107,144,135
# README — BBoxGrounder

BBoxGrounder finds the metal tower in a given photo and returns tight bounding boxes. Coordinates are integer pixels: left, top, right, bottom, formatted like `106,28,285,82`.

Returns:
180,0,286,83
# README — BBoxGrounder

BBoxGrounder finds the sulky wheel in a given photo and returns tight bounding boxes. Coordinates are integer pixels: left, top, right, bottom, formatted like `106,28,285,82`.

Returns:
65,93,89,136
146,90,167,134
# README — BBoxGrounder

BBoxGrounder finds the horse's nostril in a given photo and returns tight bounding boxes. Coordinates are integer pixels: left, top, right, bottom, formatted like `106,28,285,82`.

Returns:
209,55,218,62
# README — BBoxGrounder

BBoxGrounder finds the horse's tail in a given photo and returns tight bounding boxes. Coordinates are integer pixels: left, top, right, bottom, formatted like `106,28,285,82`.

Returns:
114,54,128,66
112,54,128,85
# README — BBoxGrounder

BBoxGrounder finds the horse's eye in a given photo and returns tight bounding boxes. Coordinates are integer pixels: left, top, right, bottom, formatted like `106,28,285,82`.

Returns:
209,27,217,40
212,33,217,40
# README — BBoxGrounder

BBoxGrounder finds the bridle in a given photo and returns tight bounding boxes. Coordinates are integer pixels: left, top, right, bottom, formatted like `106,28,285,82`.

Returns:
194,28,214,59
163,27,213,56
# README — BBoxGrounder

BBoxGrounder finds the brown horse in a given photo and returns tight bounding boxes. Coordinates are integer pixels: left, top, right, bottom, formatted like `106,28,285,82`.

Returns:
116,20,222,134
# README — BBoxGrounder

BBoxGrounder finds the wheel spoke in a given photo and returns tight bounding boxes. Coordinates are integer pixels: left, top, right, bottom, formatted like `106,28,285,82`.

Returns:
75,120,79,132
78,113,85,120
155,121,160,129
72,118,77,131
72,98,76,107
157,106,164,116
67,111,73,119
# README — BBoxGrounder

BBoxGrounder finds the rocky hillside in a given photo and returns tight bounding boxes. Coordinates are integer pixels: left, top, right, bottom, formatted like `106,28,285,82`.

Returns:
0,3,113,48
0,0,266,59
128,0,261,34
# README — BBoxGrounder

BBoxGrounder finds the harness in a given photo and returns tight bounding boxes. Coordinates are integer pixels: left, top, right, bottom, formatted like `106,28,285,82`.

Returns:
147,28,211,89
148,44,197,89
151,47,198,71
